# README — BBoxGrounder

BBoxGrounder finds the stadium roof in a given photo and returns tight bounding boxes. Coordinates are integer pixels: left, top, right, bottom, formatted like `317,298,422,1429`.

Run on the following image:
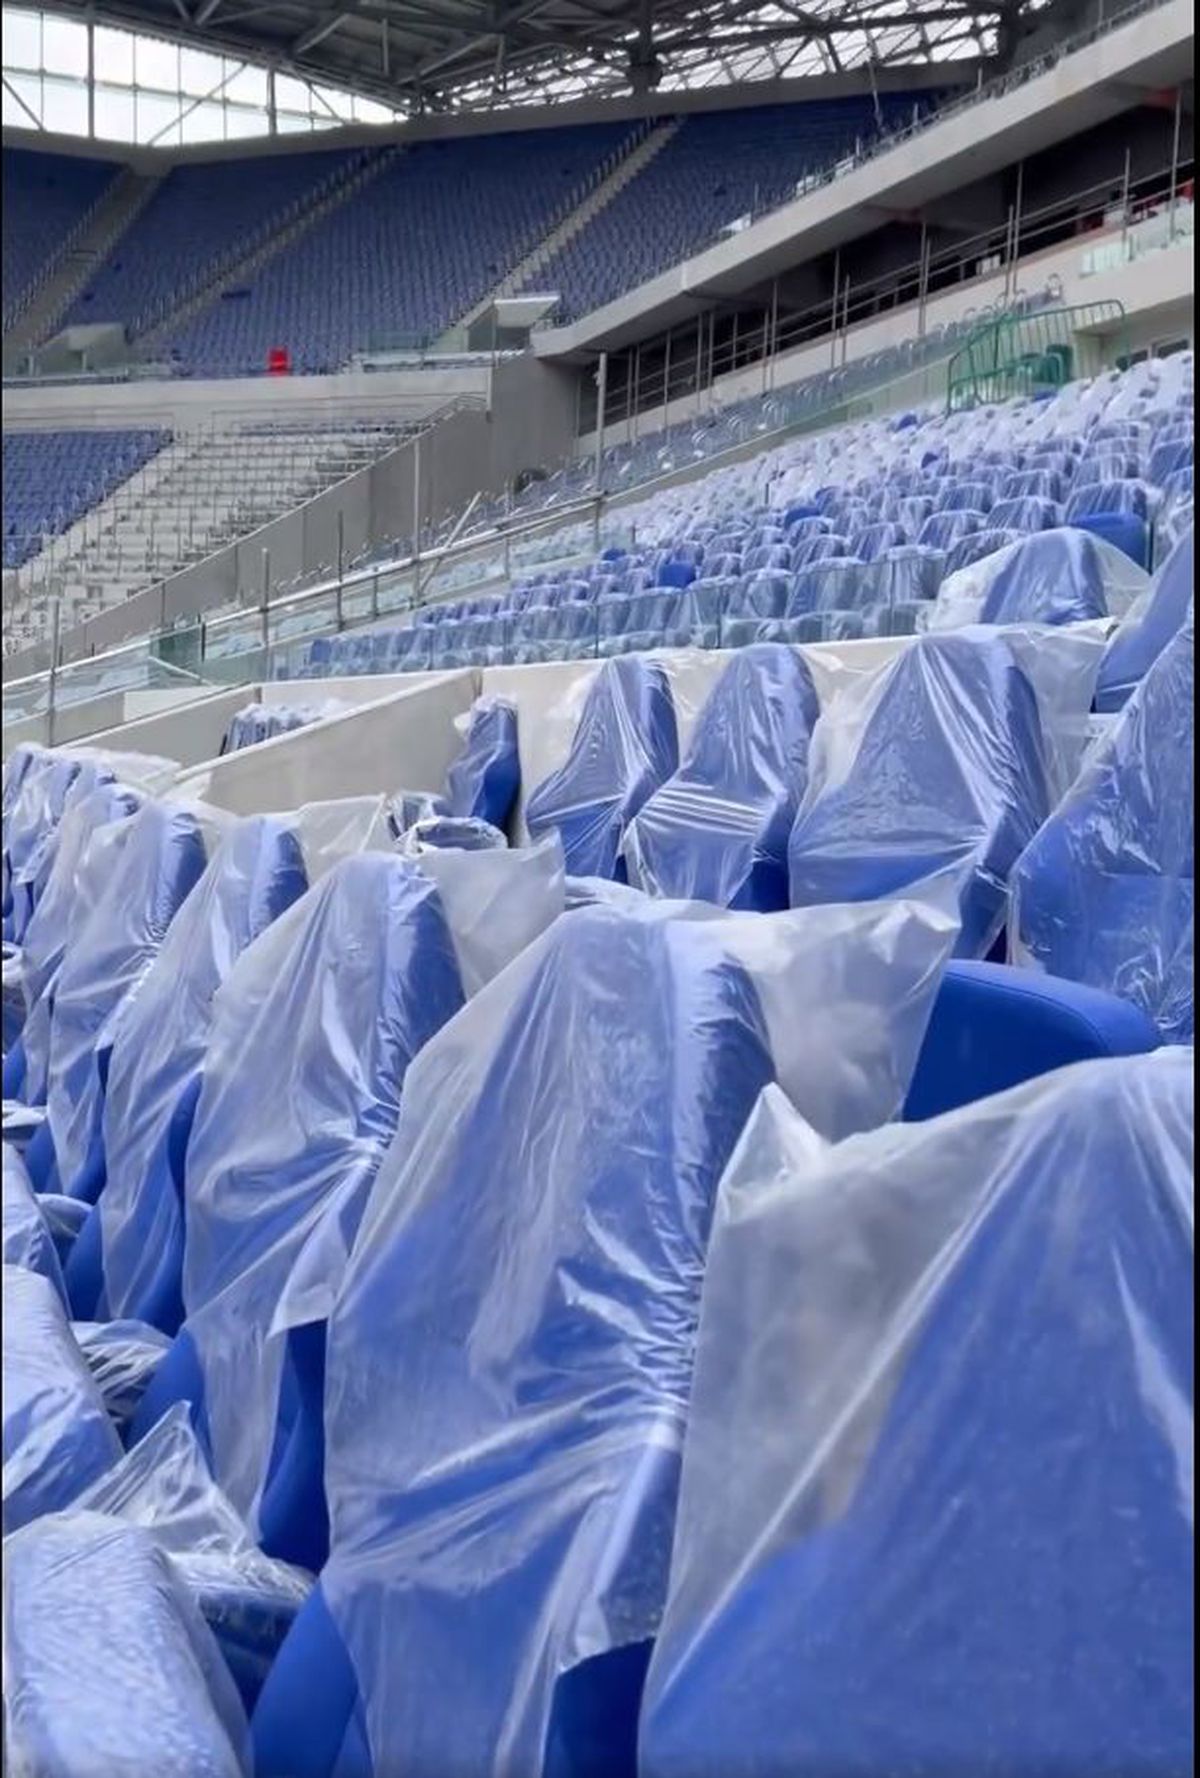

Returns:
26,0,1034,116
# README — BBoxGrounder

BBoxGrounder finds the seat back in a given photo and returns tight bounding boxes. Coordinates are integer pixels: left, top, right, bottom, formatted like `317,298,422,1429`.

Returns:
442,697,520,831
1011,616,1193,1043
44,799,224,1201
788,630,1060,958
977,527,1118,627
526,657,678,879
639,1051,1193,1778
623,645,820,910
1096,525,1193,711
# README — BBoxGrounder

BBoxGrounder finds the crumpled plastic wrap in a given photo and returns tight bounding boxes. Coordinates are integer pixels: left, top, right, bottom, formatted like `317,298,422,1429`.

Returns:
1010,615,1193,1043
320,889,958,1778
787,627,1104,958
45,797,233,1200
926,527,1148,632
397,814,508,855
623,644,820,911
640,1048,1194,1778
2,1263,122,1531
6,780,146,1108
3,752,85,941
385,788,445,839
1095,524,1194,713
71,1403,312,1706
526,656,680,878
180,839,564,1529
3,1509,249,1778
7,748,177,945
73,1320,174,1432
443,695,521,832
97,799,389,1329
2,1143,65,1302
3,938,26,1051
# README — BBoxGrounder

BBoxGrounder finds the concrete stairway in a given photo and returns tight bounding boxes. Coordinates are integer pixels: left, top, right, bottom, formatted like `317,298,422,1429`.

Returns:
135,147,405,355
449,118,682,337
2,168,164,362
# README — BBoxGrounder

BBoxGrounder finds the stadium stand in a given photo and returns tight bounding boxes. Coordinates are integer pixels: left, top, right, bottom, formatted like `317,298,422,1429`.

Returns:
2,148,119,327
3,428,169,570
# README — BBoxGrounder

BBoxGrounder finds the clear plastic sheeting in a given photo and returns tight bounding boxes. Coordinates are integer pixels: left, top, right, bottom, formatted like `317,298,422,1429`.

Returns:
443,695,521,832
640,1050,1194,1778
3,939,26,1051
526,656,680,878
2,1263,121,1531
221,703,344,754
2,1143,65,1302
787,628,1103,958
3,1510,248,1778
183,842,563,1527
926,528,1148,632
45,798,232,1199
623,645,820,911
71,1403,312,1702
397,814,508,855
97,799,389,1328
5,780,146,1108
321,891,958,1778
1095,525,1194,713
1011,617,1194,1043
73,1320,173,1433
385,789,445,839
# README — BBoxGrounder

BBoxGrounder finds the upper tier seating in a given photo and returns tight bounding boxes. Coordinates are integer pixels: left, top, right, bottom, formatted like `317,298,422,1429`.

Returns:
526,97,932,321
161,125,636,377
786,628,1099,958
622,644,820,910
64,149,371,335
639,1050,1193,1778
526,656,679,878
2,148,118,323
1010,615,1194,1043
254,890,958,1778
73,807,381,1330
3,429,169,569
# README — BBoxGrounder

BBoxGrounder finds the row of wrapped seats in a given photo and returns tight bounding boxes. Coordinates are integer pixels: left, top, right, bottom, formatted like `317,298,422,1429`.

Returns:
1,547,1191,1770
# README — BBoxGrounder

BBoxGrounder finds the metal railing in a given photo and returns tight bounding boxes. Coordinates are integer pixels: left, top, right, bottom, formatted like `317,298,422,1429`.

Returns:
946,299,1128,410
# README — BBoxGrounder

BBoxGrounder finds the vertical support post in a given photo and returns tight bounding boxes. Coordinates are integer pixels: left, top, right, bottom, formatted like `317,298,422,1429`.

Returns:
260,549,271,670
337,509,345,586
47,596,61,748
503,488,512,580
86,20,95,138
412,432,422,577
763,278,778,394
696,312,704,401
631,344,640,444
1121,146,1132,252
593,351,608,493
1010,161,1024,298
829,248,840,368
1168,86,1183,243
730,308,739,379
267,66,277,136
841,279,851,366
917,219,930,337
662,327,672,431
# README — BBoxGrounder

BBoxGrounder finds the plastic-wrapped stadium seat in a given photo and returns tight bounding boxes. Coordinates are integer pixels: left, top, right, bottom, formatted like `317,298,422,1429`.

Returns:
3,1141,66,1301
918,510,986,552
81,805,381,1332
978,528,1141,626
942,527,1021,578
639,1049,1192,1778
989,495,1063,532
904,957,1158,1121
3,751,84,941
623,645,820,910
1010,617,1193,1043
37,799,228,1203
787,629,1093,958
1095,525,1193,712
442,696,520,831
261,891,957,1778
526,657,678,879
722,571,791,649
3,1262,121,1529
1070,509,1151,568
131,843,563,1571
397,815,507,854
5,769,162,1106
4,1510,248,1777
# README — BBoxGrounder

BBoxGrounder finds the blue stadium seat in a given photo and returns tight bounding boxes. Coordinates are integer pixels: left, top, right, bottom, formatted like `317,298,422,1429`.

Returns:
988,495,1063,532
639,1049,1192,1778
788,630,1059,957
526,657,678,878
623,645,820,909
442,697,520,830
1011,615,1193,1043
128,852,468,1570
942,527,1021,578
69,815,313,1330
31,801,221,1202
1095,526,1193,710
918,510,987,552
1069,510,1152,569
975,527,1115,626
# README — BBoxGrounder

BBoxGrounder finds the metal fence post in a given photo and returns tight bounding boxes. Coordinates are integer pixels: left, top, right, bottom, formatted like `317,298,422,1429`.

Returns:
260,549,271,667
46,596,61,748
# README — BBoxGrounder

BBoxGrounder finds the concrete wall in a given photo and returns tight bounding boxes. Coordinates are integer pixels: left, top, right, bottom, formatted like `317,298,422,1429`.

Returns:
74,685,259,767
174,671,476,813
